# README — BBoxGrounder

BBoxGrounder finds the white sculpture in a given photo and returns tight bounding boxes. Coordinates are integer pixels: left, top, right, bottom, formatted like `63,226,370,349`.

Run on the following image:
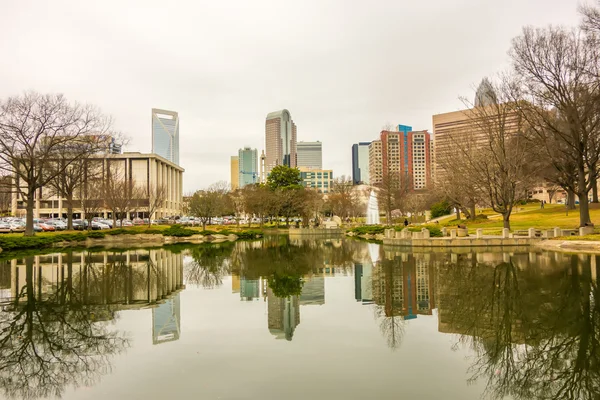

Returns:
366,190,380,225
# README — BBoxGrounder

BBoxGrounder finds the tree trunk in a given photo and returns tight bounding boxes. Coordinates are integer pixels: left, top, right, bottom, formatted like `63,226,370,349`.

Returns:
112,213,117,229
202,221,207,231
456,208,461,221
567,190,577,210
470,203,476,220
578,165,592,226
503,213,511,230
593,177,599,203
66,194,74,230
578,192,592,227
25,193,35,236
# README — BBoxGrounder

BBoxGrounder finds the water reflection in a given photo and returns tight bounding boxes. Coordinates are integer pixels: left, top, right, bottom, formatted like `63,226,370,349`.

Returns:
0,240,599,399
0,248,183,399
436,251,600,400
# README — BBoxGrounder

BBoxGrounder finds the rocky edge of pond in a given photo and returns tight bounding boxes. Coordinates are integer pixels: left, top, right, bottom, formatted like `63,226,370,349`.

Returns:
0,231,263,253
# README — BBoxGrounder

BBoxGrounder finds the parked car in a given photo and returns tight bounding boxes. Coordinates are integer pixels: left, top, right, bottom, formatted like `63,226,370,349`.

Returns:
73,221,85,230
46,220,67,230
38,223,55,232
9,222,25,233
33,223,43,232
0,223,12,233
92,221,110,230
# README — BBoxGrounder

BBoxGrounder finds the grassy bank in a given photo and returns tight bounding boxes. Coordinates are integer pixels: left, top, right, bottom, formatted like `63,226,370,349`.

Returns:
0,225,263,252
439,203,600,234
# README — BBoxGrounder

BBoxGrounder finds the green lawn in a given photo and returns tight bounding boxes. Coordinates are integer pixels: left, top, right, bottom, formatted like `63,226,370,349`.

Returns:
440,203,600,234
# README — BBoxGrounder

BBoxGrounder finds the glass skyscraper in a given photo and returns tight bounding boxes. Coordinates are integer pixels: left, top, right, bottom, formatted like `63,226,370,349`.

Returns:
152,108,179,165
238,147,258,187
351,142,371,185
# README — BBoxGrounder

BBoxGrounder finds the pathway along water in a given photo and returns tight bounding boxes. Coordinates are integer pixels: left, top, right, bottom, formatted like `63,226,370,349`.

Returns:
0,239,597,399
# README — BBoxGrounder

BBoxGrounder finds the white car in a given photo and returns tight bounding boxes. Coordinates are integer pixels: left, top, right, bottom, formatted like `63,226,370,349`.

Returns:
92,221,111,230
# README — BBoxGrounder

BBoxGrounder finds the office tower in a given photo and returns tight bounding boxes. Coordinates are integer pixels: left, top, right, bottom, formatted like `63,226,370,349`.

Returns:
240,278,260,301
433,79,518,185
267,287,300,341
299,276,325,305
238,147,258,187
265,109,297,176
230,156,239,190
351,142,371,185
298,167,333,193
297,141,322,169
368,128,431,190
151,109,179,165
152,293,181,344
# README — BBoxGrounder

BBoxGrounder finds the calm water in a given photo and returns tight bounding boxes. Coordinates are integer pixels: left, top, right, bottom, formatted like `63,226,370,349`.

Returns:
0,238,598,400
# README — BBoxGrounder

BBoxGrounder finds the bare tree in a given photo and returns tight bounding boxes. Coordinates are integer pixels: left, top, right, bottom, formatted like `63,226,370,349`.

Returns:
458,77,535,229
510,26,600,227
145,183,167,225
105,173,144,227
0,174,12,216
47,159,86,229
189,182,229,230
376,172,411,225
0,92,114,235
240,184,271,227
327,175,357,221
79,170,105,230
580,1,600,35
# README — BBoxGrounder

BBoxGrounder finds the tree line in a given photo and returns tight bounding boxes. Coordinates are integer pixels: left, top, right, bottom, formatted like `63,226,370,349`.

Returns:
436,2,600,229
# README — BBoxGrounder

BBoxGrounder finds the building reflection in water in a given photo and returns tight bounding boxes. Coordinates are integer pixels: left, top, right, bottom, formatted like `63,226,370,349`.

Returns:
0,248,184,400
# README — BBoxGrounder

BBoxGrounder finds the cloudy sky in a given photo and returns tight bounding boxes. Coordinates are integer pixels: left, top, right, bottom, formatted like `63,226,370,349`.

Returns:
0,0,583,192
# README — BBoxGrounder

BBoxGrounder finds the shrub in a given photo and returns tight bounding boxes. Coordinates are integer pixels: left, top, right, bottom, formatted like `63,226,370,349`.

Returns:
349,225,386,235
162,225,196,237
236,230,263,240
430,201,452,219
87,231,106,239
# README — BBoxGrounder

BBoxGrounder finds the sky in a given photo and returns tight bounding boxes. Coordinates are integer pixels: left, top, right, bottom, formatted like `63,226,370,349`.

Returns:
0,0,584,192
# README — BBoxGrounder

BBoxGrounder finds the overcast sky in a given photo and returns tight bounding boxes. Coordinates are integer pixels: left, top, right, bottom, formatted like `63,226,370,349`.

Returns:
0,0,584,192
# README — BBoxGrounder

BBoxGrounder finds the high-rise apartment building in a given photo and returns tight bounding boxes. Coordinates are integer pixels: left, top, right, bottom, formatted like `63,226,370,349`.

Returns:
368,128,431,190
238,147,258,187
230,156,239,190
297,141,322,169
369,140,383,185
352,142,371,185
265,109,297,176
152,109,179,165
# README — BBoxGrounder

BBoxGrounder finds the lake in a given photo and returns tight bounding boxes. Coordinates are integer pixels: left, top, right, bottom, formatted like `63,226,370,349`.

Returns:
0,237,597,400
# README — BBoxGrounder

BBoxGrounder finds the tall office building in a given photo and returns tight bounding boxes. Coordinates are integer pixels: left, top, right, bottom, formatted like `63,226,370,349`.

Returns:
297,141,322,169
152,109,179,165
267,287,300,341
230,156,239,190
238,147,258,187
351,142,371,185
433,79,517,185
368,128,431,190
152,293,181,344
265,109,297,176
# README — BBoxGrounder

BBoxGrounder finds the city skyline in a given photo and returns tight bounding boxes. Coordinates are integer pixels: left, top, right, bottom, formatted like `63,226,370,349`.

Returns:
0,0,581,191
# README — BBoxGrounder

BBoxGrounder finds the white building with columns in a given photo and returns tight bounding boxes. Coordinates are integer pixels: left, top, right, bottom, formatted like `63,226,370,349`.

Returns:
12,152,184,219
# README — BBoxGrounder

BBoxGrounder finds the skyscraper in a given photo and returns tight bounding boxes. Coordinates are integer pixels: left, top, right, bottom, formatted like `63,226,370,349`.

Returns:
230,156,239,190
238,147,258,187
152,293,181,344
151,109,179,165
265,109,297,176
297,141,322,169
351,142,371,185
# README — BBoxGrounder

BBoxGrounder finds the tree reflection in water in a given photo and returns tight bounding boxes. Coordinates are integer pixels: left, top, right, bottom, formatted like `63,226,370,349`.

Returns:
0,255,129,400
438,252,600,400
185,242,235,288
